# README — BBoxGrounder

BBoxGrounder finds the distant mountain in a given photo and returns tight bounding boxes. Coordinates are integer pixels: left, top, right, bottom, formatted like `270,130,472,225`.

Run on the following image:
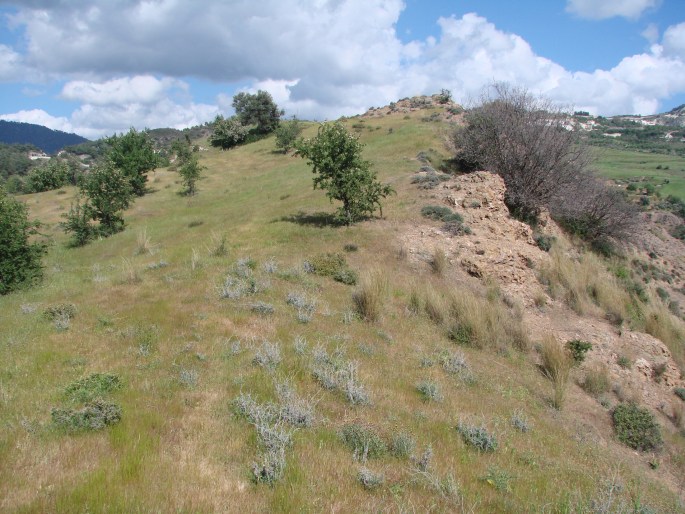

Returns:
0,120,89,154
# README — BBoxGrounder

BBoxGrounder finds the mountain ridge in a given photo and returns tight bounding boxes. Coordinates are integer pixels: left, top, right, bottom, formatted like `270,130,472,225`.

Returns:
0,119,89,154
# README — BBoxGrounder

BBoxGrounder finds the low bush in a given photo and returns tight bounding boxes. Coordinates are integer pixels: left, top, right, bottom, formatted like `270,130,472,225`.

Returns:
340,423,387,460
675,387,685,401
51,399,122,432
358,467,384,490
566,339,592,363
64,373,122,403
533,232,555,252
390,432,415,459
612,402,663,451
456,421,497,452
416,380,443,403
421,205,463,223
309,253,357,285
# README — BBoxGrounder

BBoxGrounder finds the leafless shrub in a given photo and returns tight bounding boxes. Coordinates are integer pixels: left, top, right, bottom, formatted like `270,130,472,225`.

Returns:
448,83,589,219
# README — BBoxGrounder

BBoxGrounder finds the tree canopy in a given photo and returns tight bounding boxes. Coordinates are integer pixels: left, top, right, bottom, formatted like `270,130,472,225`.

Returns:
0,187,47,294
209,115,248,150
107,128,157,196
295,122,394,225
232,90,283,134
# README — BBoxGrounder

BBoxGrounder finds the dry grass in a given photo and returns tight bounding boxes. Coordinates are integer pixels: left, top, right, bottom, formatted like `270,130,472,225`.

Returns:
581,363,611,398
540,246,630,323
642,301,685,372
430,247,447,275
134,227,156,255
352,269,388,322
538,335,573,409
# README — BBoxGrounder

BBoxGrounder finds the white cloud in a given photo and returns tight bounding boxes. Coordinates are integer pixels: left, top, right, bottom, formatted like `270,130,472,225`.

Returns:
663,22,685,59
0,1,684,134
565,0,659,20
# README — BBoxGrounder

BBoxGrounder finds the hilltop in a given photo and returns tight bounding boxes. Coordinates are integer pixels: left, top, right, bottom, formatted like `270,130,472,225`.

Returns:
0,120,89,154
1,101,684,512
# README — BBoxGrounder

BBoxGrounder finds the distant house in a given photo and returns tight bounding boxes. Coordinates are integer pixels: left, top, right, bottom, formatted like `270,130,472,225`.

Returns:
602,133,622,138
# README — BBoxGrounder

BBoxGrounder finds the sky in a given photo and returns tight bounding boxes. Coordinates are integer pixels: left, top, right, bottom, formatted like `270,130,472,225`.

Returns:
0,0,684,140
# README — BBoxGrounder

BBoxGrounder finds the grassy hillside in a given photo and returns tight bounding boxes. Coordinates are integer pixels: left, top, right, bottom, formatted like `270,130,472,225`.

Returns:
1,111,684,512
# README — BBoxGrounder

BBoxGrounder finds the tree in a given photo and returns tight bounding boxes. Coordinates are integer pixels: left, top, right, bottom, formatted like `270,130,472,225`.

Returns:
448,83,591,220
0,187,47,294
209,115,248,150
295,122,394,225
274,117,303,153
25,159,70,192
172,137,204,196
107,128,157,196
62,161,133,246
232,90,283,134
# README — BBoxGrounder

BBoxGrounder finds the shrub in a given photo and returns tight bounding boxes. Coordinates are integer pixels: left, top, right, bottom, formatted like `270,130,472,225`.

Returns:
511,409,531,432
43,303,77,321
209,115,247,150
311,347,370,405
390,432,415,459
416,380,443,403
448,83,590,219
309,253,357,284
253,341,282,370
456,421,497,452
421,205,463,223
64,373,121,403
340,423,387,460
250,301,275,315
612,402,663,451
566,339,592,363
675,387,685,401
51,399,122,432
539,335,572,409
358,467,384,490
0,188,47,294
274,116,302,153
533,233,555,252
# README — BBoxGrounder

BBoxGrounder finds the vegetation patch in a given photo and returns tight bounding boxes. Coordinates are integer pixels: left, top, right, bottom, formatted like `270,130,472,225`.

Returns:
456,421,498,452
612,402,663,451
340,423,387,460
308,253,357,285
51,399,122,432
64,373,122,403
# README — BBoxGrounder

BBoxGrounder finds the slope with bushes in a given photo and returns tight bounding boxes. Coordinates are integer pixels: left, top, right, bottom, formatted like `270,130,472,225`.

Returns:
1,103,684,512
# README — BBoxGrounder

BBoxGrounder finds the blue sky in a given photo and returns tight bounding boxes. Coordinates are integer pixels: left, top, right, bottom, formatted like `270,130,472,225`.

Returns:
0,0,683,139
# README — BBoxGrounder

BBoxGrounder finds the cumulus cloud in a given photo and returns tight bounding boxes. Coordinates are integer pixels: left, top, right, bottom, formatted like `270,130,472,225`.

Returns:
0,1,684,134
565,0,659,20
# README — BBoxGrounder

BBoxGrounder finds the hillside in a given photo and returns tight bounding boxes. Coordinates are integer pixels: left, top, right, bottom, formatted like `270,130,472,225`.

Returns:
0,120,89,154
1,104,685,512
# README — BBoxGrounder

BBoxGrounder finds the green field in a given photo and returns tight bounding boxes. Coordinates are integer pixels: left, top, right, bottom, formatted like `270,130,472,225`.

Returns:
594,147,685,199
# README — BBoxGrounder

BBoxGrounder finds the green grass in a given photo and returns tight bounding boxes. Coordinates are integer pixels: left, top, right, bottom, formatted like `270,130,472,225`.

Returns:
1,111,683,512
594,147,685,199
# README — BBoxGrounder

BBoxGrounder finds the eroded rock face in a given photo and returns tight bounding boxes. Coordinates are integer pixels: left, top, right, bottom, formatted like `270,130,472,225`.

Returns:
400,169,685,413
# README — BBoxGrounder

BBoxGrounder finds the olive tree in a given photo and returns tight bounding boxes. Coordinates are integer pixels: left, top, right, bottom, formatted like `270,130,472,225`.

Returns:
232,90,283,134
0,187,47,294
295,122,394,225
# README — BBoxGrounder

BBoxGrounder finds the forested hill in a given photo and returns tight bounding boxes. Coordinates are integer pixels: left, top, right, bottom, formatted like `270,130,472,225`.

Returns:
0,120,88,154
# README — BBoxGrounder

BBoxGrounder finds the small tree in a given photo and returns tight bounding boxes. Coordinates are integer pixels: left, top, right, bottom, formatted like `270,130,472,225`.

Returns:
0,187,47,294
26,160,70,192
274,117,303,153
62,161,133,245
172,137,204,196
295,122,394,225
209,115,248,150
232,90,283,134
107,128,157,196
